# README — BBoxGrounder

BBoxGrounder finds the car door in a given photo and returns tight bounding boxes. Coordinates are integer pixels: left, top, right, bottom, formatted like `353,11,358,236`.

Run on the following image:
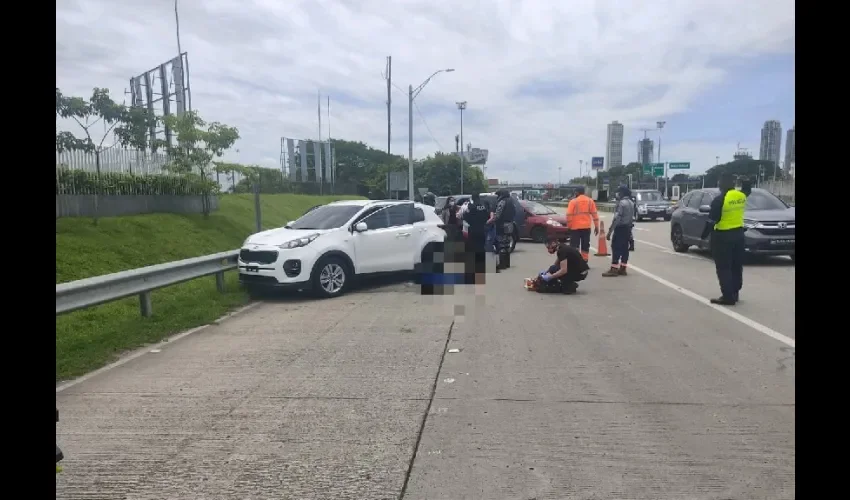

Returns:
385,203,417,271
692,192,715,249
679,191,703,243
352,205,397,274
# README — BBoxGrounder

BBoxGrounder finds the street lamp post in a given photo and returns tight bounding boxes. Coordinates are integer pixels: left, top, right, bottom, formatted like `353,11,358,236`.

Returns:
657,121,666,196
408,68,455,200
456,101,467,194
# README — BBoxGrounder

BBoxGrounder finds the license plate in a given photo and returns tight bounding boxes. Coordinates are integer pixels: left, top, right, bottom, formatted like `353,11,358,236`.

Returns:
770,239,794,245
245,265,259,273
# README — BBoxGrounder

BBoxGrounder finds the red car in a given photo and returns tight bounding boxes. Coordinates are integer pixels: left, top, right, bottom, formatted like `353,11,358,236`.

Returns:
519,200,569,242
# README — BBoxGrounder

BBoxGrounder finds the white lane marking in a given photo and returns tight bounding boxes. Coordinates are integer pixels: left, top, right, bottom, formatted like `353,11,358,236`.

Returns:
56,302,263,393
591,246,795,349
632,226,649,231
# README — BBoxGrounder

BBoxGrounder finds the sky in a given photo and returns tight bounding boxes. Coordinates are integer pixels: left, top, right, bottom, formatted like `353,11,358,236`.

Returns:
56,0,795,183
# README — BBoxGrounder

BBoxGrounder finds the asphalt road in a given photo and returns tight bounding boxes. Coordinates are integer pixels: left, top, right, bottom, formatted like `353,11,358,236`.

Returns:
57,231,795,499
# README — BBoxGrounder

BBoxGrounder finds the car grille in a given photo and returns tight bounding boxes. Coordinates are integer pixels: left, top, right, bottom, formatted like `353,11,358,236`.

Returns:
756,222,795,236
239,249,279,264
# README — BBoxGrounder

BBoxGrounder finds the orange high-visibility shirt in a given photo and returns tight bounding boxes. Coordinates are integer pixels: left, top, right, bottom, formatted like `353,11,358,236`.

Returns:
565,195,600,230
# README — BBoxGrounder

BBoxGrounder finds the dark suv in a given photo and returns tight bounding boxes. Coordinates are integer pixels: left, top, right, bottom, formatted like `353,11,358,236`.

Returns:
633,189,674,221
669,188,795,261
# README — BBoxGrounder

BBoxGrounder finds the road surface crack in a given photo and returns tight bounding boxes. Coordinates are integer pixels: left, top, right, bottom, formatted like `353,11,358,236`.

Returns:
398,319,455,500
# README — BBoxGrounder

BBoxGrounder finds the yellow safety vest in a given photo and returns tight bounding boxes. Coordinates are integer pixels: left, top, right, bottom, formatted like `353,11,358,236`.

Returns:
714,190,747,230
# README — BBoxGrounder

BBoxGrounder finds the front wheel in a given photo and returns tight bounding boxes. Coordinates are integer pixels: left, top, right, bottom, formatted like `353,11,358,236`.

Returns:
530,226,547,243
311,257,350,298
636,215,643,222
671,224,689,253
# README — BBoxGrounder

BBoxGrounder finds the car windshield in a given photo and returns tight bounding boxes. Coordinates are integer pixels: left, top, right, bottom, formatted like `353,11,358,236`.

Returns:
746,191,788,210
636,192,663,202
288,204,363,230
524,201,556,215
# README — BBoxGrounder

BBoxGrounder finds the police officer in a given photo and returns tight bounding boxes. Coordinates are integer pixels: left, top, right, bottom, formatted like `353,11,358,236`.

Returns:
488,189,515,270
463,192,492,280
701,173,752,305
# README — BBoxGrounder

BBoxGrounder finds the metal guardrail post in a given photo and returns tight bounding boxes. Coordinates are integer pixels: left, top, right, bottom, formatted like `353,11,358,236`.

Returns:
215,271,225,292
140,292,153,317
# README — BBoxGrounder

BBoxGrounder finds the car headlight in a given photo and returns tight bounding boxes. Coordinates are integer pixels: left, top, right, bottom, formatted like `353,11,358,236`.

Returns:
278,233,320,249
242,237,251,247
743,219,757,229
637,204,647,213
546,219,563,227
666,205,674,213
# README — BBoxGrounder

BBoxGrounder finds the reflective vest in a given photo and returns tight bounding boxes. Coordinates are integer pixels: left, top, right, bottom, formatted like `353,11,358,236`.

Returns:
714,190,747,230
566,195,599,230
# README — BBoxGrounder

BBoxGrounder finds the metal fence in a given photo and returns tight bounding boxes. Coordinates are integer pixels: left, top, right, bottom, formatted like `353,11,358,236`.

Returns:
56,148,171,175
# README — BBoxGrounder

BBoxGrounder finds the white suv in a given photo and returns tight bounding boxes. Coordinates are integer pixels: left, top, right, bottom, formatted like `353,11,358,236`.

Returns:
238,200,446,298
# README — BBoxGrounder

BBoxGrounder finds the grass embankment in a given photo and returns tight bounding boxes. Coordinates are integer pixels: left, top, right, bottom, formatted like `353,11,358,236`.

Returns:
56,193,364,382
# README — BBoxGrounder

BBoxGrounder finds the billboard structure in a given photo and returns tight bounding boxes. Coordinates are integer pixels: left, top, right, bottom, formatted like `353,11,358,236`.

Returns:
279,137,335,184
456,144,489,165
128,53,191,152
591,157,604,169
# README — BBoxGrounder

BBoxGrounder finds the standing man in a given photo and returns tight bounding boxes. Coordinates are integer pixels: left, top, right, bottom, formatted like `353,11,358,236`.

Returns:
701,173,752,305
488,189,515,271
565,186,600,263
463,192,492,280
602,186,635,277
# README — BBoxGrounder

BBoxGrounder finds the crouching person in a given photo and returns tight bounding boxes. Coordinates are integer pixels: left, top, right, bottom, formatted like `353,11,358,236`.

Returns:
536,236,590,294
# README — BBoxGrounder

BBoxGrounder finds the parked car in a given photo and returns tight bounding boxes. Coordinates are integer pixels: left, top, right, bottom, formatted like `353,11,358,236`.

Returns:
437,193,526,252
518,200,568,242
634,189,674,221
238,200,446,298
669,188,795,261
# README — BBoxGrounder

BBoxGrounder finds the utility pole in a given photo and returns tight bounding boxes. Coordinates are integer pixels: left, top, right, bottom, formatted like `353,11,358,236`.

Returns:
386,56,391,155
456,101,467,194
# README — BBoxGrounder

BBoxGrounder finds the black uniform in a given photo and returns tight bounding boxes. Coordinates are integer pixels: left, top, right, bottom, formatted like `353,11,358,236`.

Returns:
701,179,751,305
463,197,491,275
539,244,590,294
494,192,516,269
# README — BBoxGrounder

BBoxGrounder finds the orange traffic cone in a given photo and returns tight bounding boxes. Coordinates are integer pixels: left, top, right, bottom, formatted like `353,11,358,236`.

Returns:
595,221,610,256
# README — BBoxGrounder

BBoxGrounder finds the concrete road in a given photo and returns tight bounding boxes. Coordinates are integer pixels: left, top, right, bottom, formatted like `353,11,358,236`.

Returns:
57,237,794,499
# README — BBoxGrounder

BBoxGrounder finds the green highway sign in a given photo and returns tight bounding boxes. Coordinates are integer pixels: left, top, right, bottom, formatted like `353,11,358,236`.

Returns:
653,165,665,177
643,163,663,175
668,162,690,170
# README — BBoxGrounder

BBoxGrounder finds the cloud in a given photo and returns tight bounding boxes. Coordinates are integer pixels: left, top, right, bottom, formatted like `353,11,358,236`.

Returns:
56,0,795,182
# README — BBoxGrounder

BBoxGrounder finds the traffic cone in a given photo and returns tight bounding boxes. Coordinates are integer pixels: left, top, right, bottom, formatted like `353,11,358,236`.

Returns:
595,221,610,256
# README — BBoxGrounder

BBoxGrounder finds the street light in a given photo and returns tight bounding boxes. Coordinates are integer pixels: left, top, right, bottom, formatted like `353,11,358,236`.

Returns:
456,101,467,194
408,68,455,200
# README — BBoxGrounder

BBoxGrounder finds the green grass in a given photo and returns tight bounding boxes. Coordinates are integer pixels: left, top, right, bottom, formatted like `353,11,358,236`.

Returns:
56,193,365,382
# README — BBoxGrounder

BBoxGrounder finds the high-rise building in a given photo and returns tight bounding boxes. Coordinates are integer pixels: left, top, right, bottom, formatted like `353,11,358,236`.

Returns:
759,120,782,165
605,121,624,171
784,127,795,173
638,138,654,166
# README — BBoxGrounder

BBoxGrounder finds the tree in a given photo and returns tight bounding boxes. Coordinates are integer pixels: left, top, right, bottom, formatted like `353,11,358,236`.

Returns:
703,158,784,189
671,173,689,182
56,87,156,223
417,153,487,196
568,176,594,185
161,111,240,215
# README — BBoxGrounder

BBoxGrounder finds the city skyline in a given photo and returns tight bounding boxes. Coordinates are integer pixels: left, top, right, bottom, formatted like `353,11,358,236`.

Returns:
56,0,794,183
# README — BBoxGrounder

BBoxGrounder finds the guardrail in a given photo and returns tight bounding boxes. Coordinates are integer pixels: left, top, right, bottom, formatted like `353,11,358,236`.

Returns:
56,250,240,317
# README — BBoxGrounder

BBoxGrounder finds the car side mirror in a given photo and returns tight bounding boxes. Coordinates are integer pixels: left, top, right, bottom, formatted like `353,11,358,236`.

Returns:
354,222,368,232
698,205,711,213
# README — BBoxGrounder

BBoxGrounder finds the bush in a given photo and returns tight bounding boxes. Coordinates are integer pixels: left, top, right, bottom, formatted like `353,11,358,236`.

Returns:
56,169,213,196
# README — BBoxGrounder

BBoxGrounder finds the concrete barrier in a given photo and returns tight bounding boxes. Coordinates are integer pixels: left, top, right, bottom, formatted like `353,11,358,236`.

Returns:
56,195,220,218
